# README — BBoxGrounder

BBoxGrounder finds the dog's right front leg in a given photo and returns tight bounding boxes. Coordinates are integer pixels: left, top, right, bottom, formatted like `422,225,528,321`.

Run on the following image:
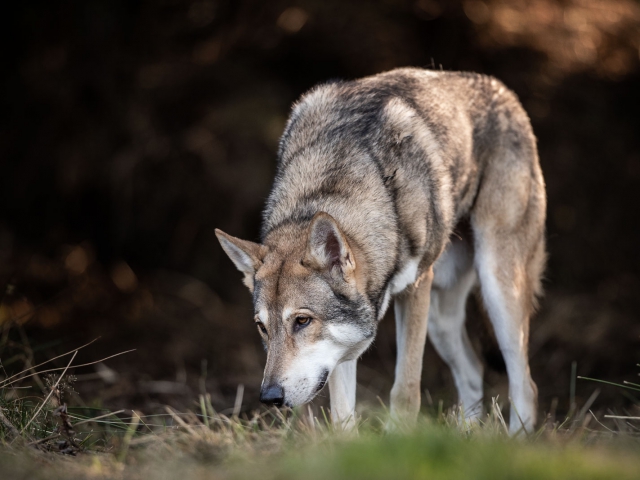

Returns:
328,359,357,431
390,268,433,424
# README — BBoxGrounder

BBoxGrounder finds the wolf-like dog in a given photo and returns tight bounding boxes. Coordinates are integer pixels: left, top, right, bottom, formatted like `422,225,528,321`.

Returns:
216,67,546,434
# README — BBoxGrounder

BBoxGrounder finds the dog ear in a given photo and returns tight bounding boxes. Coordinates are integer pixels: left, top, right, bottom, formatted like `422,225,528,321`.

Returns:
215,229,267,292
305,212,356,283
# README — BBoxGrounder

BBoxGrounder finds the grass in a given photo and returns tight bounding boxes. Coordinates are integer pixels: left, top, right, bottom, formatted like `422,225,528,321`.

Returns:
1,406,639,480
2,393,639,480
1,336,639,479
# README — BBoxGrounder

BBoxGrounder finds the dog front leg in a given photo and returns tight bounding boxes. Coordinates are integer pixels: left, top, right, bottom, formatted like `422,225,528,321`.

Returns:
328,359,357,430
390,267,433,423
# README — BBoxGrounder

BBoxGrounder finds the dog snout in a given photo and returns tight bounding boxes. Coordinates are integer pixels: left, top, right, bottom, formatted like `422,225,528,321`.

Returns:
260,383,285,407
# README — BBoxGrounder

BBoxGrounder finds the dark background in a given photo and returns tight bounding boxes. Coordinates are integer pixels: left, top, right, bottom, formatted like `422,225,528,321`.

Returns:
1,0,639,418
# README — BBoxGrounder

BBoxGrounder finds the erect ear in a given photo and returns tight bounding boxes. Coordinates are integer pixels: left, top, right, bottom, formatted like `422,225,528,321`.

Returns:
215,229,267,292
305,212,356,283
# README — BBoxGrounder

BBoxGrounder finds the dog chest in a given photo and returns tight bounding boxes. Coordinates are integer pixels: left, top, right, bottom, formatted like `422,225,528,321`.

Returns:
390,257,421,294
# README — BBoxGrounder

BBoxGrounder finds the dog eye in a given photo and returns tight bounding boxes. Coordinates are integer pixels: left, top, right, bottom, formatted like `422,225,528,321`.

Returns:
256,322,267,335
294,316,312,331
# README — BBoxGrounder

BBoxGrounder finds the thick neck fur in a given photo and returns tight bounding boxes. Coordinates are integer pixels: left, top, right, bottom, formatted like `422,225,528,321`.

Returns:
261,140,401,303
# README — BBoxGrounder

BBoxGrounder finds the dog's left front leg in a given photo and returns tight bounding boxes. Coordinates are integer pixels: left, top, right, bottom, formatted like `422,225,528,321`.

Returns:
328,359,357,430
390,267,434,423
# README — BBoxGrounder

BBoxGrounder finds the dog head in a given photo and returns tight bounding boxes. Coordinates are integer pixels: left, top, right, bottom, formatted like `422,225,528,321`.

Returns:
216,212,376,407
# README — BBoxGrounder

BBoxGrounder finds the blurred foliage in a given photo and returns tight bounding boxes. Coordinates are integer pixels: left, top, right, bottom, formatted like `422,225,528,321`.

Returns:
0,0,639,415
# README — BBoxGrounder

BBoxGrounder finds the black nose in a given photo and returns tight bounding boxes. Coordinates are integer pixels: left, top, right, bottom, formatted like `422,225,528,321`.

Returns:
260,383,285,407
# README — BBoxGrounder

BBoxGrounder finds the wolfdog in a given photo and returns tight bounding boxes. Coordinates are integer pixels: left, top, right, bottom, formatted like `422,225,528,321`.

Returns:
216,68,546,434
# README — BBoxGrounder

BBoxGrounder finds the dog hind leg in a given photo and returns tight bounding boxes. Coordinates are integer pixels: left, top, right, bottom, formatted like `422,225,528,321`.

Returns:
429,255,483,422
474,243,539,434
471,143,545,435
